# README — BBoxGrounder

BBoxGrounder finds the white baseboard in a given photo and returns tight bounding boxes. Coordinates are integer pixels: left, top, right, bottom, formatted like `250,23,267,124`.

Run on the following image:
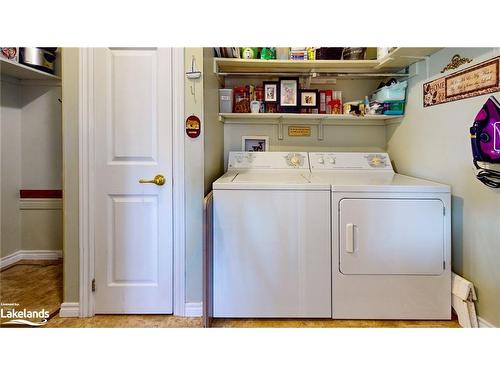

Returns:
185,302,203,317
478,316,496,328
0,249,63,270
59,303,80,318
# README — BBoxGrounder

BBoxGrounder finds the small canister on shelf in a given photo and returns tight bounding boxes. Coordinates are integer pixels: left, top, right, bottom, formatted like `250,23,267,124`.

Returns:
254,86,264,113
255,86,264,102
330,91,343,114
219,88,233,113
234,86,250,113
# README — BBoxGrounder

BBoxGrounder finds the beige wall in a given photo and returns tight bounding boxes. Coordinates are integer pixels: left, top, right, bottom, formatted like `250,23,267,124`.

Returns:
222,78,386,166
20,208,62,250
184,48,205,302
203,48,224,195
1,79,21,258
21,84,62,189
1,76,62,259
61,48,80,302
387,48,500,326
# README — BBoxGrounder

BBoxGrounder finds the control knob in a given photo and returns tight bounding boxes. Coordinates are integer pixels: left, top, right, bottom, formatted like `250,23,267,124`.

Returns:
285,153,304,167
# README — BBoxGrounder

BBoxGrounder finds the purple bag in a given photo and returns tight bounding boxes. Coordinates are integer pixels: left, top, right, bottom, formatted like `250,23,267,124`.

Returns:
470,96,500,187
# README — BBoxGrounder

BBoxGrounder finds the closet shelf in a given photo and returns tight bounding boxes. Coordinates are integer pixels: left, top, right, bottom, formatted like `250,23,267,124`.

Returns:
218,113,403,126
214,48,441,77
0,59,60,81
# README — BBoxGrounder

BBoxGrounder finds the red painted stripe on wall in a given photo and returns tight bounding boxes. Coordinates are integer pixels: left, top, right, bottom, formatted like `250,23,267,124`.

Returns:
20,190,63,199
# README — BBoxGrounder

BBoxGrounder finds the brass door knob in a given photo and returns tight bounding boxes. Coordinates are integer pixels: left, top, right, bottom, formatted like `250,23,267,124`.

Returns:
139,174,166,186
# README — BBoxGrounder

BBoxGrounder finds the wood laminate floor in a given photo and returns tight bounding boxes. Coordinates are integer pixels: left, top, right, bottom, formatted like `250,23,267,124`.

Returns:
2,262,460,328
0,260,63,325
45,316,459,328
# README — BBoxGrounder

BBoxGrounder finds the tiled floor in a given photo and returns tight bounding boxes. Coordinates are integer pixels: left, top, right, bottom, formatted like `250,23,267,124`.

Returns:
1,262,460,328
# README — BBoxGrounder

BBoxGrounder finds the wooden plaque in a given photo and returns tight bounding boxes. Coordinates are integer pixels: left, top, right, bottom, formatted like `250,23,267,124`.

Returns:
288,126,311,137
424,56,500,107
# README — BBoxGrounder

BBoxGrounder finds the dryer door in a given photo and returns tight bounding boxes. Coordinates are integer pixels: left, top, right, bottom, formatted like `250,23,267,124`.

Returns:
339,198,444,275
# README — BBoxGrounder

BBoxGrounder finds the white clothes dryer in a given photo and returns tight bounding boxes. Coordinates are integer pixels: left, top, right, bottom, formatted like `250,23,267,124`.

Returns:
309,152,451,320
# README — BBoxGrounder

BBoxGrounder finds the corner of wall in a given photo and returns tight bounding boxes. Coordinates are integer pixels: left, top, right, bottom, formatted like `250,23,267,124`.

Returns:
184,48,205,303
203,48,224,195
61,48,80,303
385,47,500,328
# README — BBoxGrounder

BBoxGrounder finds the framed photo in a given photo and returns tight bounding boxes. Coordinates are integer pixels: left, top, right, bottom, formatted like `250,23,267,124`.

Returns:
241,136,269,152
300,89,318,108
279,77,299,112
263,81,279,102
265,102,278,113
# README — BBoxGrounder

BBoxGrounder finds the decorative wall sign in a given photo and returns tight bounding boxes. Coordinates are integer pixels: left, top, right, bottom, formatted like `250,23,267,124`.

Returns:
441,54,473,73
424,56,500,107
288,126,311,137
185,115,201,138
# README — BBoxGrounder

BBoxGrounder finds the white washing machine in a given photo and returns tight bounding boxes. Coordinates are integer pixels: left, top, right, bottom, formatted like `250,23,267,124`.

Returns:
309,152,451,320
212,152,331,317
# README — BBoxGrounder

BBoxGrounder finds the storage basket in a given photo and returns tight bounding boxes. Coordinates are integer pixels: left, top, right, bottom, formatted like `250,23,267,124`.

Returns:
372,81,407,102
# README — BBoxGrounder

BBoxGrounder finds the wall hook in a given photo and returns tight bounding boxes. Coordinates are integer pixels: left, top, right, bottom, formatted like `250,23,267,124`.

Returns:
278,117,284,140
186,55,202,80
317,119,324,141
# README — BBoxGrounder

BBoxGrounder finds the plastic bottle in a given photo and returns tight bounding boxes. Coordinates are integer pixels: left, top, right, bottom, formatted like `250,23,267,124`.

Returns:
364,96,370,115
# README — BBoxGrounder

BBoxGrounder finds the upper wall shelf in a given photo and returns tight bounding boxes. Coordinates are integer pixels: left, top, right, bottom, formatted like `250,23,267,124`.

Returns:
0,58,61,81
218,113,403,126
214,48,441,78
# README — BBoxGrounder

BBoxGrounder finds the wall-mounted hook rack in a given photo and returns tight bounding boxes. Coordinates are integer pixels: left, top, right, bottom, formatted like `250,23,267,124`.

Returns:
278,117,284,140
317,119,324,141
186,55,202,80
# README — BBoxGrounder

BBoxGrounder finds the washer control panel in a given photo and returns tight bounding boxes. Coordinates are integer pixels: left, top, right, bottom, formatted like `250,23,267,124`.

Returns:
228,152,309,170
309,152,394,171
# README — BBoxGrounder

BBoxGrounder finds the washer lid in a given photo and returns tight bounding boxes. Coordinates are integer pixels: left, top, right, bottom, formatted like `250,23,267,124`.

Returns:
216,151,327,190
213,171,328,190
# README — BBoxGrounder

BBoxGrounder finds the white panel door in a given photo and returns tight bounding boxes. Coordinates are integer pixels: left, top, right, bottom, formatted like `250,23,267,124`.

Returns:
339,198,444,275
94,48,173,313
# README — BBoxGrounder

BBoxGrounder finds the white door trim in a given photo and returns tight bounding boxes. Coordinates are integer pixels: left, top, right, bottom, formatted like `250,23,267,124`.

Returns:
172,48,186,316
78,48,186,317
79,48,94,318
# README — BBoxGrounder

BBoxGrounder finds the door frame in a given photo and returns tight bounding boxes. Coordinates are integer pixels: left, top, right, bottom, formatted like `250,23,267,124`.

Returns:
78,48,186,317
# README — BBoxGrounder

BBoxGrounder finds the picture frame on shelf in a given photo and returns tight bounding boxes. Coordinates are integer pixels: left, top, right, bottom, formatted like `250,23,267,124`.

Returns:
265,102,278,113
263,81,279,103
300,89,318,108
241,136,270,152
279,77,299,112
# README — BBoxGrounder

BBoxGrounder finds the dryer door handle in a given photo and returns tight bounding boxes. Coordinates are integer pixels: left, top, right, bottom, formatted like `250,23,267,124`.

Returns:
346,223,355,253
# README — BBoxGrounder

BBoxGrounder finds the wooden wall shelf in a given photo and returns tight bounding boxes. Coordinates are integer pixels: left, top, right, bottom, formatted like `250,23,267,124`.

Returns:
214,48,441,77
0,59,61,81
218,113,403,126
